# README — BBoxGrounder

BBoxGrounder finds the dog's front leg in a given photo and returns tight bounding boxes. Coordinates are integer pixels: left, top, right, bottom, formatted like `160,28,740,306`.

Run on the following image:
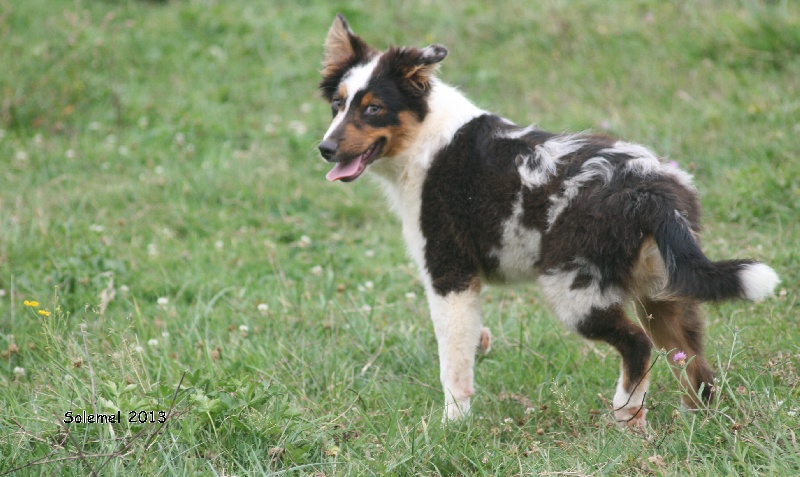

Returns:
426,282,484,420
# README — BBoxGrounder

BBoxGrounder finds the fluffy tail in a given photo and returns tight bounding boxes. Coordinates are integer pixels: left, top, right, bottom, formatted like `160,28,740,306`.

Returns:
653,210,779,302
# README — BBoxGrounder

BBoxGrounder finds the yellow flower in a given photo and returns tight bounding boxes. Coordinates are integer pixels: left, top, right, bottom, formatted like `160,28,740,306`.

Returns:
38,309,51,317
24,300,40,307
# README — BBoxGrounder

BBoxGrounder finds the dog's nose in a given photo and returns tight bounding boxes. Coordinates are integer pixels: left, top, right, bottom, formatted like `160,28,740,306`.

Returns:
318,140,338,160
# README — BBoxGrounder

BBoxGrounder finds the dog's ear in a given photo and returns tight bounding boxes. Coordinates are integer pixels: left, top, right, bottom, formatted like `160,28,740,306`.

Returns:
322,14,374,75
389,44,448,94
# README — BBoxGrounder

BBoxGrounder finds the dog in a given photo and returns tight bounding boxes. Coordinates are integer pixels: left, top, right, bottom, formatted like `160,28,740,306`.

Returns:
317,14,779,427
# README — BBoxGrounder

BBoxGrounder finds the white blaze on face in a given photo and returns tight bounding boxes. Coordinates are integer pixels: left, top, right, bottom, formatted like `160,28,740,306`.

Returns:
323,55,382,141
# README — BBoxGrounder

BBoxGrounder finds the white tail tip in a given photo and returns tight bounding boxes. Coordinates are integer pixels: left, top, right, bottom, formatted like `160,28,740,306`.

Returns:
739,263,780,301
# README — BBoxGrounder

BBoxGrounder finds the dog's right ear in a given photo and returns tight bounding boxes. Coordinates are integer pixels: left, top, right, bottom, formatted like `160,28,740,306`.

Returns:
322,14,373,75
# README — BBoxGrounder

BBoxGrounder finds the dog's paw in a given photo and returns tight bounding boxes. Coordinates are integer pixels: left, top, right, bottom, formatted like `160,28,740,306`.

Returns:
443,397,471,421
478,327,491,355
614,406,647,430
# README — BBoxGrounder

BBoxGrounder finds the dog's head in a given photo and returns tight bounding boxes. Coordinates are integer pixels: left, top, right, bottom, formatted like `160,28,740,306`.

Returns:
318,14,448,182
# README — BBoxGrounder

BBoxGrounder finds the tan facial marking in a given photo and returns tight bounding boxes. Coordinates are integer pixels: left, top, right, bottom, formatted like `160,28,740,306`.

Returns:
360,92,376,107
331,94,424,160
337,121,384,157
382,110,423,157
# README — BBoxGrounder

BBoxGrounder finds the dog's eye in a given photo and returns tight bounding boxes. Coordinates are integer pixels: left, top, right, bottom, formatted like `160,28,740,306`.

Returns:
364,104,382,116
331,98,343,116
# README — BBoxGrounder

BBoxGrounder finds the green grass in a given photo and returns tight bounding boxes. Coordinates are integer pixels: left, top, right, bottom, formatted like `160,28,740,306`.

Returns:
1,0,799,475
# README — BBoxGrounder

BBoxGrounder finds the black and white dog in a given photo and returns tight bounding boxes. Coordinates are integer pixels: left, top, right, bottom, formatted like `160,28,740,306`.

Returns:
317,14,779,427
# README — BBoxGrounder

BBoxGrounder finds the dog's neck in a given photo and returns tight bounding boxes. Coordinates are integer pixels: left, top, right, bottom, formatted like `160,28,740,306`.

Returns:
367,79,484,276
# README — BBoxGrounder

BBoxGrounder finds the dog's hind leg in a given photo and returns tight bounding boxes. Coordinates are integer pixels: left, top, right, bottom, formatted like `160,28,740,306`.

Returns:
635,299,714,408
426,280,485,420
576,304,653,428
478,326,492,355
540,271,652,428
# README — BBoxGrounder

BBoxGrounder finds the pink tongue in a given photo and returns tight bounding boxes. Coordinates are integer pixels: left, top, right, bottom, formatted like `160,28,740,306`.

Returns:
326,157,363,181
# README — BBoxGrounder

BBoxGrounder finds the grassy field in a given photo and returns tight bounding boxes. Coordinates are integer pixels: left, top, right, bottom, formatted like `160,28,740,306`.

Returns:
1,0,799,475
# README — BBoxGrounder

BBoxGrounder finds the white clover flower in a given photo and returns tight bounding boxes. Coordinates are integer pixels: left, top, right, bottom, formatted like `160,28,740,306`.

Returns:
134,345,144,353
157,297,169,308
161,331,170,338
364,281,374,291
405,292,417,301
13,367,25,378
289,120,308,136
257,303,269,314
209,45,226,61
148,339,159,347
311,265,324,276
239,325,249,333
298,235,312,248
364,250,376,258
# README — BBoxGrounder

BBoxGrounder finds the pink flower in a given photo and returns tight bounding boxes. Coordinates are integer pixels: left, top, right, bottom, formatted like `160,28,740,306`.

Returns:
673,351,687,362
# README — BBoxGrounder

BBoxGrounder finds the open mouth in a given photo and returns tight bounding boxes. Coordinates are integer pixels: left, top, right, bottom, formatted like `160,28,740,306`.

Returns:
325,139,384,182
